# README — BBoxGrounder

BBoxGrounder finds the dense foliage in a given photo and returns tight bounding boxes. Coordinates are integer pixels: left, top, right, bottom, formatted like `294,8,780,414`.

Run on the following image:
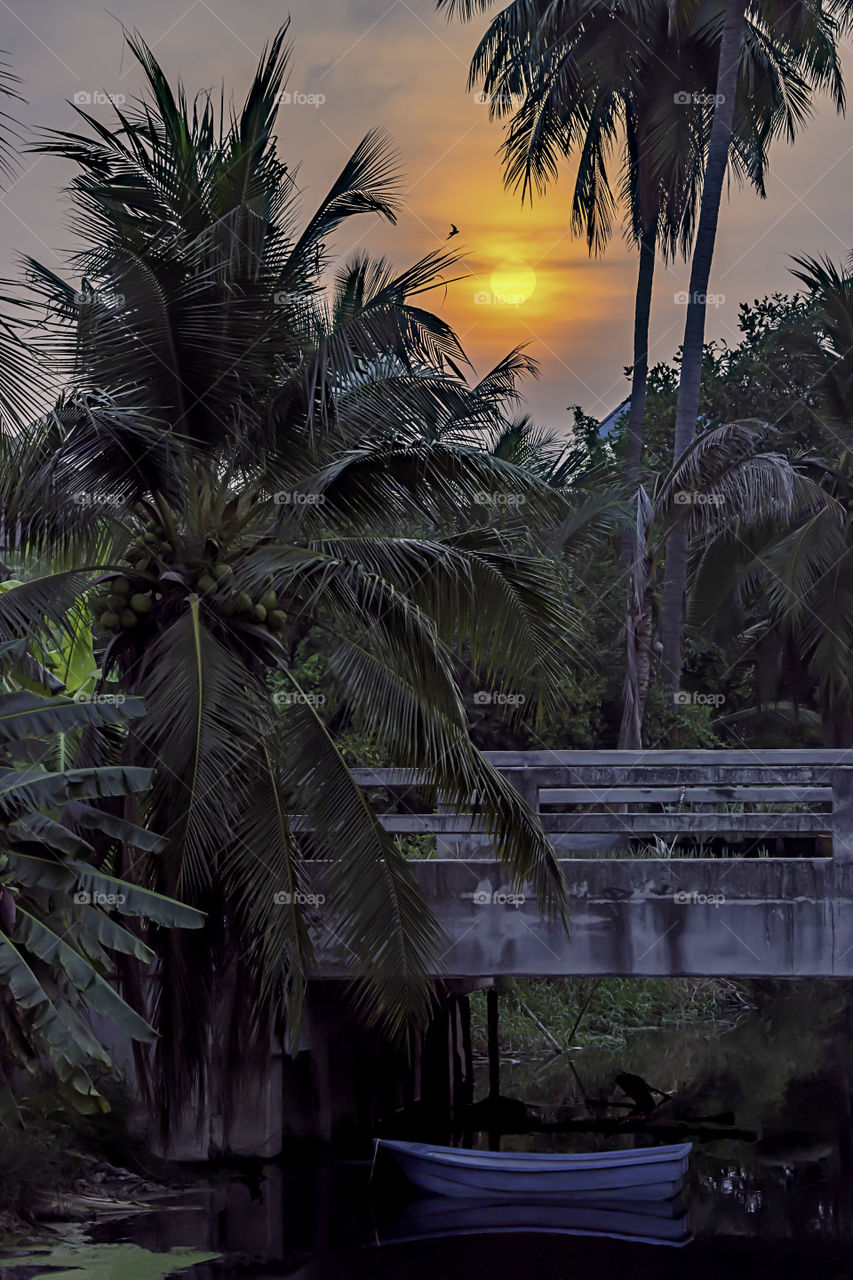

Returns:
0,9,852,1152
0,27,595,1136
0,681,202,1115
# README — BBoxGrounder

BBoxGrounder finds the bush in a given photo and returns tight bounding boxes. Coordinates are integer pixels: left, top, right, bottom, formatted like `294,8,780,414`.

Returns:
469,976,739,1055
0,1076,158,1220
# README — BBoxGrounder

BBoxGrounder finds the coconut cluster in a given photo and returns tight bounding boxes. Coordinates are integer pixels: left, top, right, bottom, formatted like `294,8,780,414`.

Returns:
90,524,288,634
90,574,152,630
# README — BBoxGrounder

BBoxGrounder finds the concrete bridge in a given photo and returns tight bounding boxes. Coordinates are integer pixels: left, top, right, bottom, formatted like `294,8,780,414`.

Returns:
312,750,853,980
161,749,853,1157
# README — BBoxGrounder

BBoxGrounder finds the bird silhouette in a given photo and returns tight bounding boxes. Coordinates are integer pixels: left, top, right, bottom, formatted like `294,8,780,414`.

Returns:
615,1071,671,1117
447,224,459,239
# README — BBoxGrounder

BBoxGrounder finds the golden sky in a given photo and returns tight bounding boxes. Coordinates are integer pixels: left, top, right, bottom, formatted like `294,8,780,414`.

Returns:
3,0,853,429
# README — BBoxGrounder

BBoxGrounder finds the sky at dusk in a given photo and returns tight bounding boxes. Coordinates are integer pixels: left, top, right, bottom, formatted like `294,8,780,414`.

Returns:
2,0,853,431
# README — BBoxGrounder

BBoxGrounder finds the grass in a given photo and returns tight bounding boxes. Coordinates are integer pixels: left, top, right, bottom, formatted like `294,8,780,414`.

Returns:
0,1075,168,1229
589,840,774,857
469,976,744,1055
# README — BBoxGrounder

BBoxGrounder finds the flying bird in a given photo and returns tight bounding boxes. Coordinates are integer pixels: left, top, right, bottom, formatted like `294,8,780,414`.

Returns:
447,224,459,239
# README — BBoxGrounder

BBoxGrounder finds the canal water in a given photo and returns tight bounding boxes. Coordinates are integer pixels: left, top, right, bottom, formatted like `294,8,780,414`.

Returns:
6,980,853,1279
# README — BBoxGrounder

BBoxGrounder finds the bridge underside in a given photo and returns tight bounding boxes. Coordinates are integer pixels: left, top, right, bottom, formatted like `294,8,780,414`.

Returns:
312,858,853,979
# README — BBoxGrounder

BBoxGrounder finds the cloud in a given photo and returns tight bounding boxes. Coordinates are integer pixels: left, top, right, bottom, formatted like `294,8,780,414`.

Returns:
0,0,847,431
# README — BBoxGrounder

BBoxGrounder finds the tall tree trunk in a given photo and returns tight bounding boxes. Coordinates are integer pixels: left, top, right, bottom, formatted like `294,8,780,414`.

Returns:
822,700,853,748
623,220,657,491
618,222,658,748
659,0,748,691
618,575,654,748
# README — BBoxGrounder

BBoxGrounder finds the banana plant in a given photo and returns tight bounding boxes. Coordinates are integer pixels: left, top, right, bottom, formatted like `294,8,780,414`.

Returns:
0,686,203,1117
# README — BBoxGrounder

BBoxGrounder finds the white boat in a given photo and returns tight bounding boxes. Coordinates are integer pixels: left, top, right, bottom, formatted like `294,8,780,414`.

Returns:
375,1138,691,1200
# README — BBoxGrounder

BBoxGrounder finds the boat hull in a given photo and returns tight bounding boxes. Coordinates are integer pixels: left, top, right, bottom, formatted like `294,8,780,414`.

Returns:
376,1139,691,1200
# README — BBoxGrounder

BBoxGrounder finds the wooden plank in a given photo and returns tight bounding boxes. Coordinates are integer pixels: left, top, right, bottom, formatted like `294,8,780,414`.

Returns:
539,786,832,805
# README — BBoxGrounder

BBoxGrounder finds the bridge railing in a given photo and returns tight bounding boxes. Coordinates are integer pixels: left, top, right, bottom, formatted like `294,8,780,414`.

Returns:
349,750,853,861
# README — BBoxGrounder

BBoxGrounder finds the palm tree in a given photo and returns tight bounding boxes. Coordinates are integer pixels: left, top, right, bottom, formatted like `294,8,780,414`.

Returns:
440,0,822,744
619,418,827,742
0,52,52,431
659,0,851,691
442,0,814,475
1,27,577,1138
689,255,853,744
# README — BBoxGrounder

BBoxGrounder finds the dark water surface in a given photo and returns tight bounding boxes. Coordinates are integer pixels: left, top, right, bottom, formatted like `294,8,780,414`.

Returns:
16,981,853,1278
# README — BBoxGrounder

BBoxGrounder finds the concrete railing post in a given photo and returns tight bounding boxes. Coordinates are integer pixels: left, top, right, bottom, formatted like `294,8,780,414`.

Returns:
515,768,540,819
832,768,853,862
435,788,456,858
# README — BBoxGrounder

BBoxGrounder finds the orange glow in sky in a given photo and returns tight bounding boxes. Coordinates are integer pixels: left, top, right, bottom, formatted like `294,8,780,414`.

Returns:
4,0,851,431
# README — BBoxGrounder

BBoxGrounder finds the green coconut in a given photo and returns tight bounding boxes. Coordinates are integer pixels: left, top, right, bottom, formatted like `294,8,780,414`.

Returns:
143,531,159,546
197,574,217,594
100,611,119,628
267,610,287,631
111,576,131,595
234,592,254,615
260,590,278,611
90,596,110,616
213,563,233,581
119,609,138,628
253,603,267,622
129,593,152,614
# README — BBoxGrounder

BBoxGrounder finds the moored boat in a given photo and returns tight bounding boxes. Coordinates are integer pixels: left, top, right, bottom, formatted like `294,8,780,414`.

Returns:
375,1138,691,1200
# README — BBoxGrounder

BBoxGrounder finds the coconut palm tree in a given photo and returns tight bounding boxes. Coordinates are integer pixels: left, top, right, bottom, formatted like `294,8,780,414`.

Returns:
440,0,824,744
442,0,690,494
618,419,827,743
0,27,578,1138
441,0,814,480
689,254,853,744
659,0,850,691
0,52,50,431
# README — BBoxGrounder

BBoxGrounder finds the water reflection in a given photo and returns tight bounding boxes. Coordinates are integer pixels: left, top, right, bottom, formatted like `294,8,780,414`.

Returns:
375,1193,693,1247
89,981,853,1278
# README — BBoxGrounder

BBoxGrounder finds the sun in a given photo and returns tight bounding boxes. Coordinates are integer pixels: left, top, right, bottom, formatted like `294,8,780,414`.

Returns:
489,258,537,306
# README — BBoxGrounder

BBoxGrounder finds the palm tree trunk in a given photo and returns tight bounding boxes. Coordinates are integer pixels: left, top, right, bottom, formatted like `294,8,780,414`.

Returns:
617,223,657,748
618,576,654,748
624,220,657,490
823,701,853,748
659,0,748,690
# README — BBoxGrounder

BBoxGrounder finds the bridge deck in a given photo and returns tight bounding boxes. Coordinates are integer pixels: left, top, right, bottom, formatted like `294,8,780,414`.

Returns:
309,751,853,978
312,857,853,979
